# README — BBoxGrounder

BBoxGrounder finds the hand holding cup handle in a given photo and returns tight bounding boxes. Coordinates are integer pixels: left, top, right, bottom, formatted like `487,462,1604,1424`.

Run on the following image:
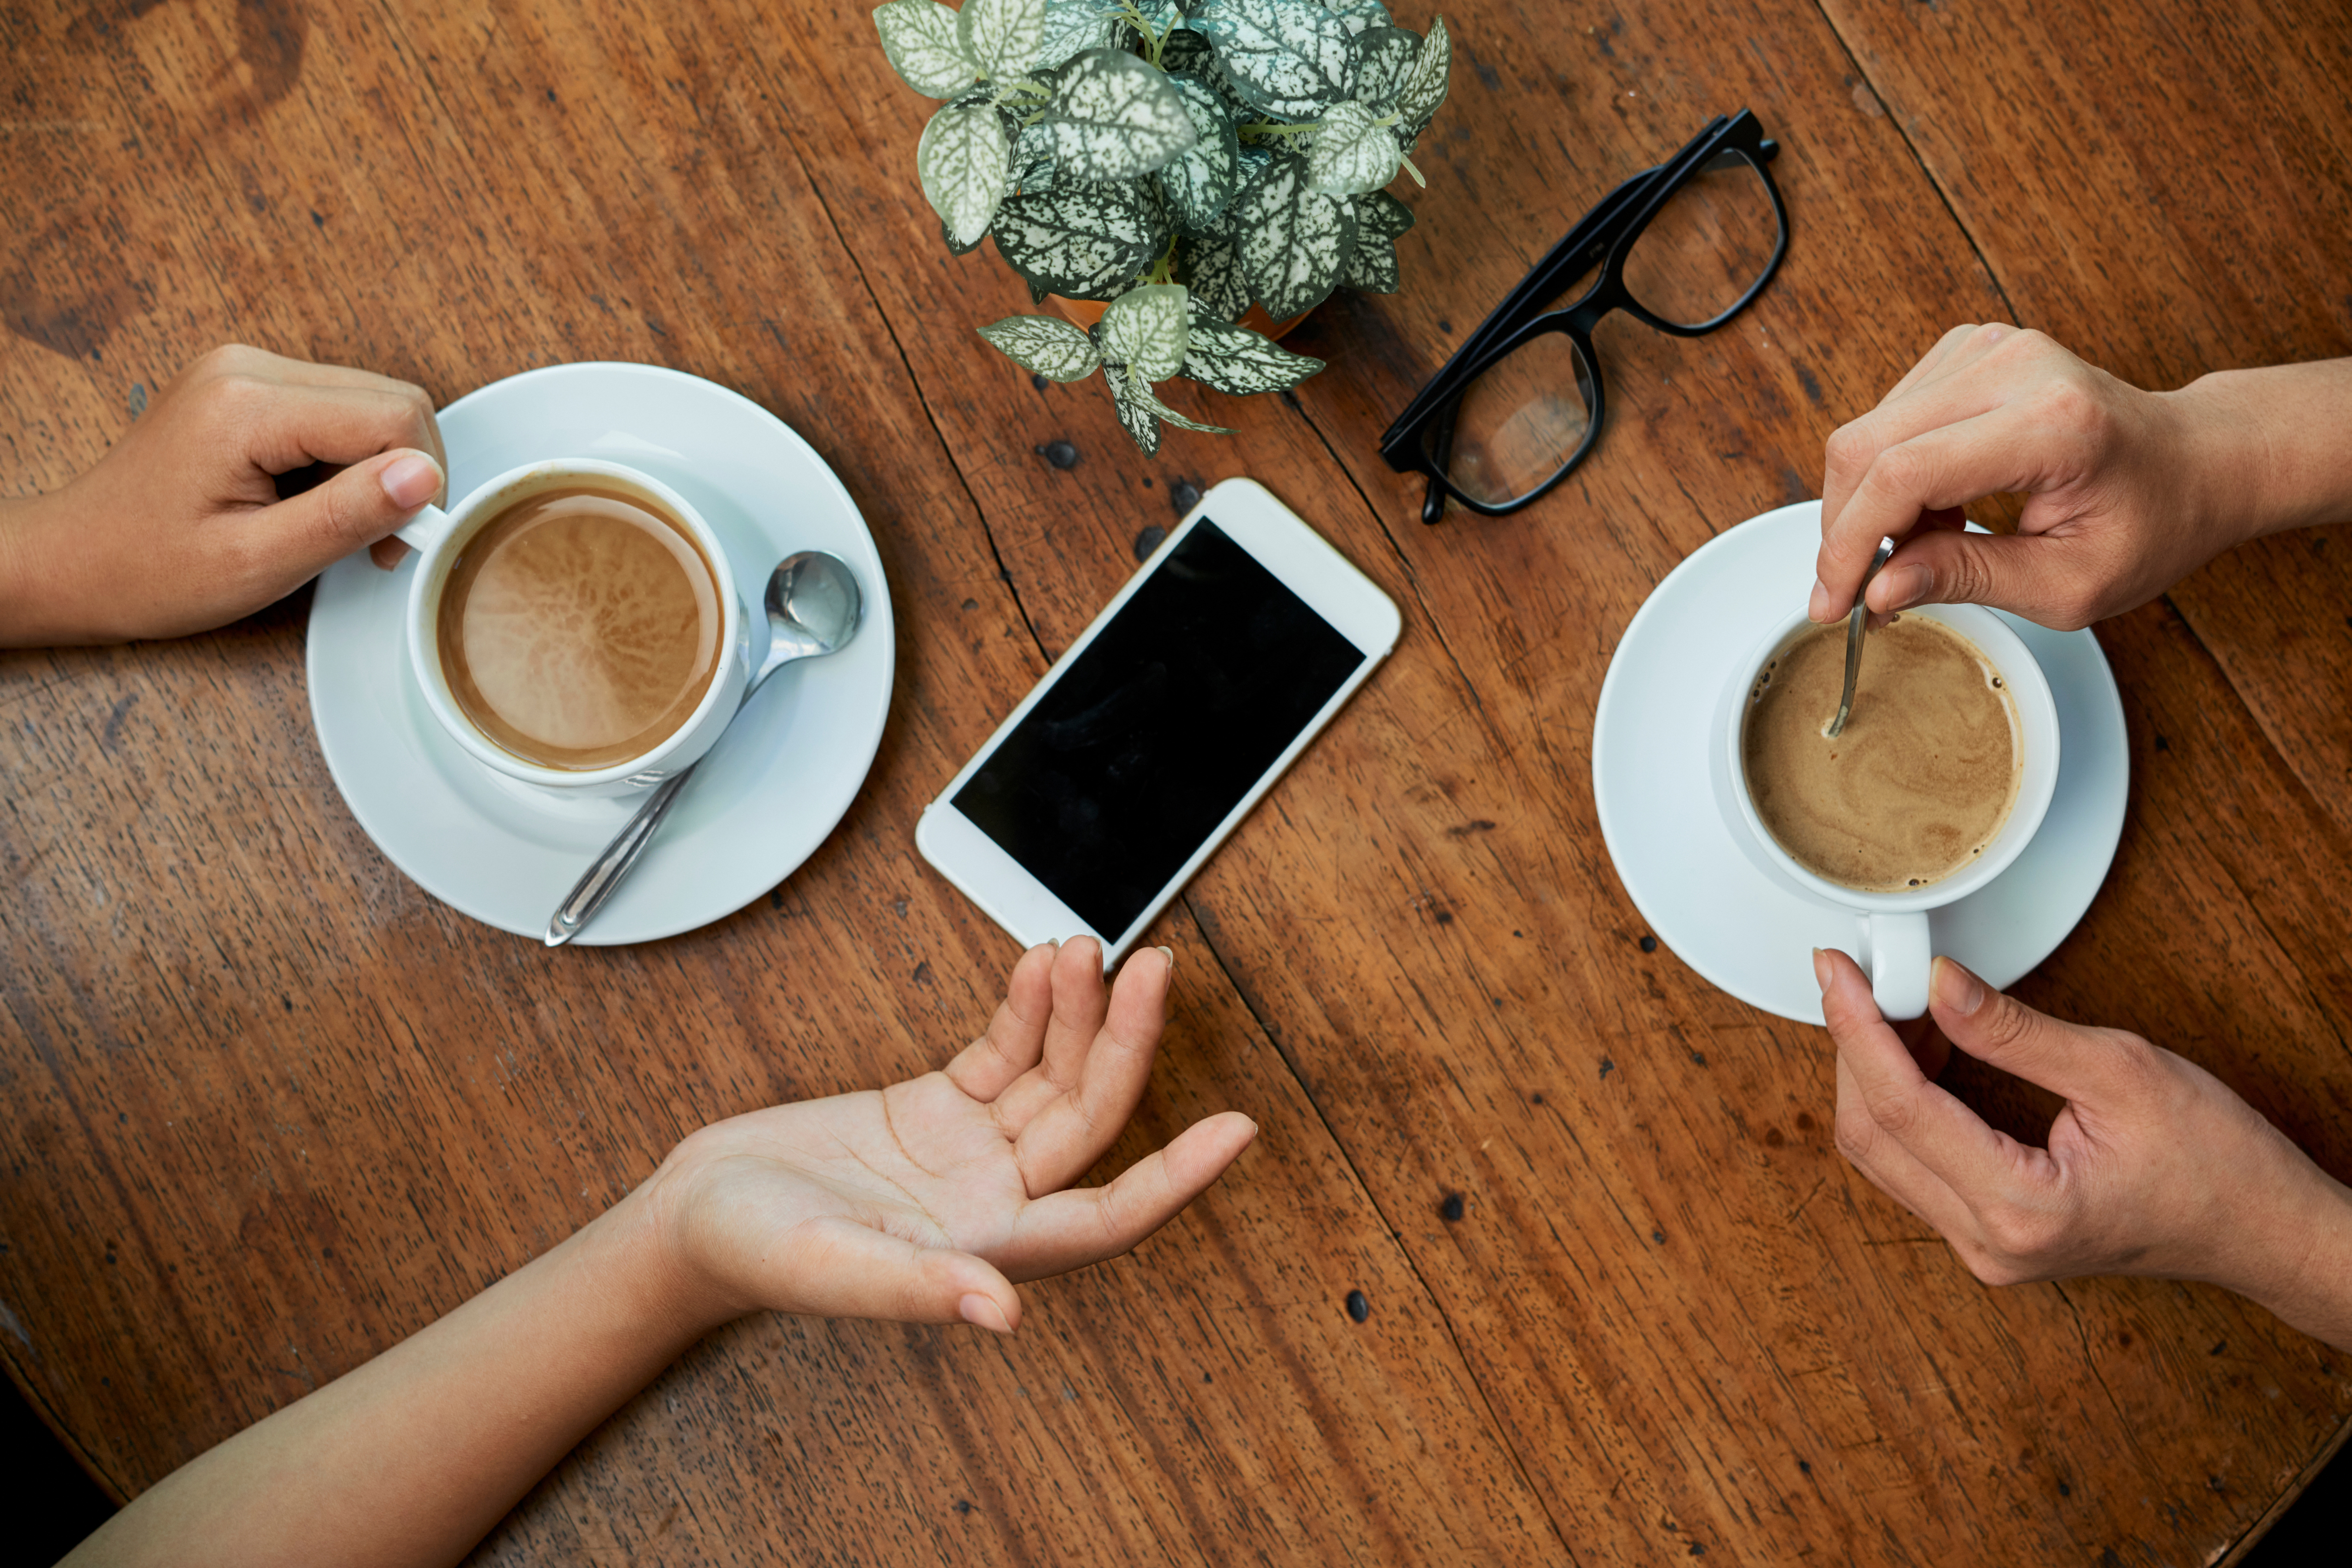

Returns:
1856,911,1932,1021
392,501,457,554
1815,947,2352,1353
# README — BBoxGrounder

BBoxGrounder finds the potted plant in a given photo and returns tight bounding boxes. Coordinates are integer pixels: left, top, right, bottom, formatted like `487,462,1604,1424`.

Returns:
872,0,1453,453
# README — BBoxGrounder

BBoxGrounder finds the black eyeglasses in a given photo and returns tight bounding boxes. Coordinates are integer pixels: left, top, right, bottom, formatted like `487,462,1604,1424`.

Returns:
1378,109,1788,522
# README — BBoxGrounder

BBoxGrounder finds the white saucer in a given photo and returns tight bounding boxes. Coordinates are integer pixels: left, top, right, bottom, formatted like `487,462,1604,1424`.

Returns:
1592,501,2128,1024
306,363,895,945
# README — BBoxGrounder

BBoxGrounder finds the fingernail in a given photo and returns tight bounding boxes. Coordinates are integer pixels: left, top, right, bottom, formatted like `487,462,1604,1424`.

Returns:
958,1293,1012,1333
1931,956,1983,1017
1810,946,1830,992
1156,944,1175,971
1808,579,1831,622
1876,562,1932,613
380,452,441,511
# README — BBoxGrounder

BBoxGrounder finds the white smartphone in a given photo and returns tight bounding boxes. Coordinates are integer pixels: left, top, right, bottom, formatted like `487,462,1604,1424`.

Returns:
916,477,1401,964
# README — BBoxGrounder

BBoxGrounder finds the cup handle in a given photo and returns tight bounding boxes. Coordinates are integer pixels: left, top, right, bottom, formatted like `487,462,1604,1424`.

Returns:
1861,911,1932,1021
392,501,453,554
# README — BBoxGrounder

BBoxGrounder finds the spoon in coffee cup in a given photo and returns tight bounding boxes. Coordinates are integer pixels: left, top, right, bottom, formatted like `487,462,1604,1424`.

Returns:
543,549,863,947
1824,536,1896,740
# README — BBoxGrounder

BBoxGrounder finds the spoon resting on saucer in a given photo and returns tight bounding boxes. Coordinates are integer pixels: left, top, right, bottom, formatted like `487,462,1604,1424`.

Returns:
544,550,863,947
1824,536,1896,740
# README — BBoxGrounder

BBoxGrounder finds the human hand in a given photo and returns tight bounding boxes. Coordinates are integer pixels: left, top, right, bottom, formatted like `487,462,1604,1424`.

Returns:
1811,324,2272,631
0,343,444,645
640,938,1258,1334
1817,948,2352,1348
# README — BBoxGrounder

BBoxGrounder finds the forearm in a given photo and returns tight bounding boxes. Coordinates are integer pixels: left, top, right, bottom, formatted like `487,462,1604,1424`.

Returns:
64,1187,727,1568
0,491,55,645
2166,357,2352,544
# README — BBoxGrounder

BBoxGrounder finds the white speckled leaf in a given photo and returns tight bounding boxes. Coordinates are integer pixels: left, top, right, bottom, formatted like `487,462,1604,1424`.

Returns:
1161,26,1216,71
978,314,1104,380
1157,73,1241,230
1034,0,1118,67
1177,227,1252,320
1232,152,1357,318
1395,14,1450,148
875,0,978,98
1305,98,1399,194
1166,32,1258,123
1098,284,1192,381
1180,316,1324,393
1346,24,1417,110
1139,378,1236,433
1190,0,1356,118
917,103,1013,246
1355,187,1414,239
1010,119,1057,193
991,177,1160,296
1046,49,1199,180
1336,226,1398,290
1338,186,1408,287
959,0,1046,79
1320,0,1391,36
1105,364,1164,453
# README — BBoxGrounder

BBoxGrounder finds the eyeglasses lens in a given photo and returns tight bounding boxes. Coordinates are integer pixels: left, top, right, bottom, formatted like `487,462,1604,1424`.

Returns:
1621,149,1781,329
1422,332,1597,508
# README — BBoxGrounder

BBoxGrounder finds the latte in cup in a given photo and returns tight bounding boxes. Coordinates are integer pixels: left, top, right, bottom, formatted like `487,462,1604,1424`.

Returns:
1741,616,2021,892
435,486,724,770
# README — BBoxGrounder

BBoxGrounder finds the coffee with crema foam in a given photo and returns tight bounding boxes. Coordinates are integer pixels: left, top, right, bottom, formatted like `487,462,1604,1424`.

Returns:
436,486,723,770
1741,616,2020,892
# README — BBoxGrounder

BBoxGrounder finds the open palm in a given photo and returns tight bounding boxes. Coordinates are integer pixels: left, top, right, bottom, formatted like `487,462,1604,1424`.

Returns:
648,939,1255,1332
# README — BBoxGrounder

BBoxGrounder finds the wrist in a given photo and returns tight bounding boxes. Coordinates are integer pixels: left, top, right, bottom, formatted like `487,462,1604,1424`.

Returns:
2169,360,2352,543
607,1132,766,1337
2158,373,2281,554
576,1172,745,1346
2217,1151,2352,1351
0,486,118,647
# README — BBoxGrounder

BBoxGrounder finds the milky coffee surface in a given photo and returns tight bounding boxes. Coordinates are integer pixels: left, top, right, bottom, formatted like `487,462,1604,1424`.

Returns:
438,488,721,770
1741,616,2020,891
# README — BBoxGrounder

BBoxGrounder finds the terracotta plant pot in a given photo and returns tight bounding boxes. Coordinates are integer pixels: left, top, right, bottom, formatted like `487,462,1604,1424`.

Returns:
1048,294,1309,341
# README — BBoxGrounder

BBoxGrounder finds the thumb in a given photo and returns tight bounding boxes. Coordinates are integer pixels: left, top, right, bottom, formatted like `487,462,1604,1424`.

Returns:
778,1216,1023,1332
1865,525,2103,629
255,447,442,577
1927,957,2129,1102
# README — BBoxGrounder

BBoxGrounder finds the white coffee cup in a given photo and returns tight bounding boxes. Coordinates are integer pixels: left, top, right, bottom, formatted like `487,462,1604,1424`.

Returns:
393,458,759,797
1708,603,2061,1020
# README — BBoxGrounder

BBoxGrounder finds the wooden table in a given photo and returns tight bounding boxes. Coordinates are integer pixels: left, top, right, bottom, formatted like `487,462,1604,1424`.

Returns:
6,0,2351,1560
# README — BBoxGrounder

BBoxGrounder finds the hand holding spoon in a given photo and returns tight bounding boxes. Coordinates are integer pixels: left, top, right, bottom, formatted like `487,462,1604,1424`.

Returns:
1825,536,1896,740
544,550,863,947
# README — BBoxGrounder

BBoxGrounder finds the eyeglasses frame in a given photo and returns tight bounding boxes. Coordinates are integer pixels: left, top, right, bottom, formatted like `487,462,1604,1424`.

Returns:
1378,108,1789,523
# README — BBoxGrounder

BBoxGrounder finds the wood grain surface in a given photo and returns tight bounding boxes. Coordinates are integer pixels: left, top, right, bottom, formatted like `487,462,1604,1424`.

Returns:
3,0,2349,1563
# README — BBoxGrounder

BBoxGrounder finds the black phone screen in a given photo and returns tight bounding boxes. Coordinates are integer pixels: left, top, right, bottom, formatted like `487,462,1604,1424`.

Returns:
952,518,1367,937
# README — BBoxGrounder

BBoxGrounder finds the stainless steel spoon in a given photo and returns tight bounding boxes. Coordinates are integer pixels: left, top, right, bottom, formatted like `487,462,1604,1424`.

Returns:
1824,535,1896,740
543,550,864,947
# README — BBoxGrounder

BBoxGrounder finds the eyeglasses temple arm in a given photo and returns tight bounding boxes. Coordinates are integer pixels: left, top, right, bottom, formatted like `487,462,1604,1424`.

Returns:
1419,397,1461,524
